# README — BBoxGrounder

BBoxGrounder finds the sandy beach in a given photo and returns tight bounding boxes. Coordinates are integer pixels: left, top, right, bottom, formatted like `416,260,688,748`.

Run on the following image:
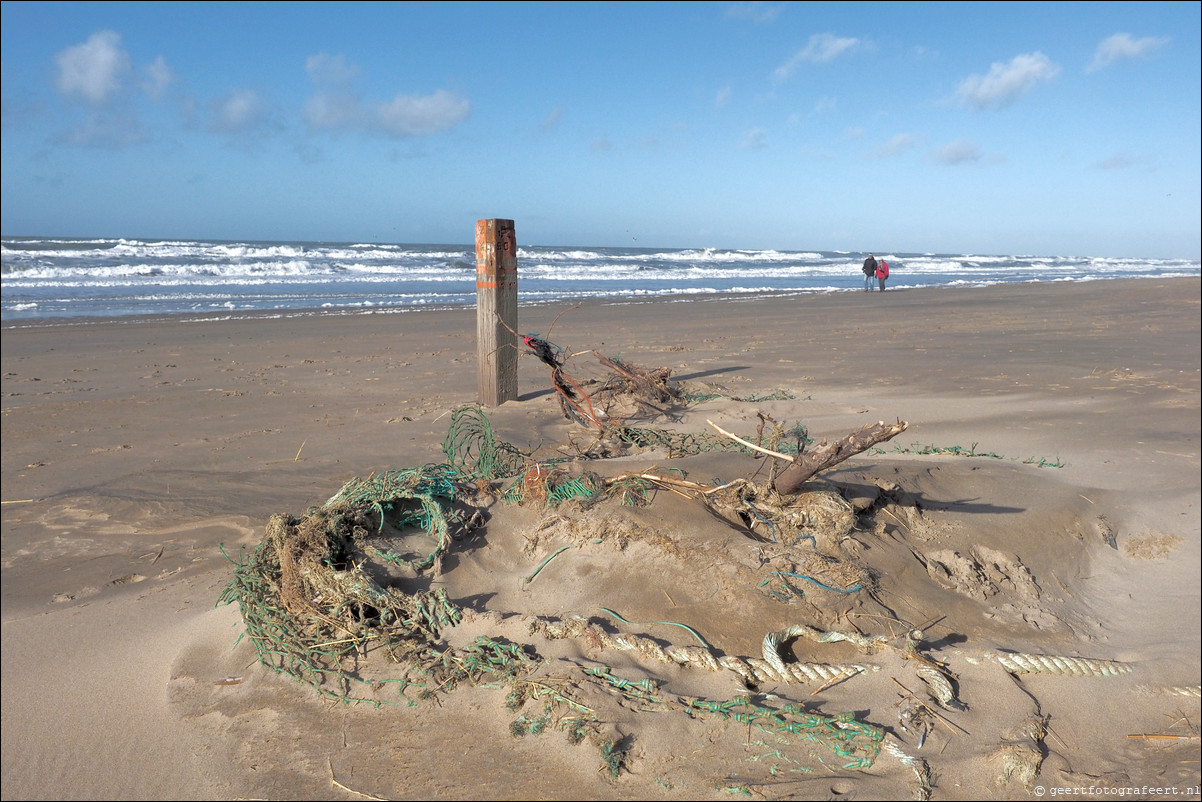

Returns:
2,278,1199,801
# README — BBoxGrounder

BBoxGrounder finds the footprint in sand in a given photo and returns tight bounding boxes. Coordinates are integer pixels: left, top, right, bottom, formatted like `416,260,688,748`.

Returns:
920,546,1040,601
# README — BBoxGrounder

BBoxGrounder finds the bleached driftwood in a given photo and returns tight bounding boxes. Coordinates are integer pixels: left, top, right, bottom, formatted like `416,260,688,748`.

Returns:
707,419,909,496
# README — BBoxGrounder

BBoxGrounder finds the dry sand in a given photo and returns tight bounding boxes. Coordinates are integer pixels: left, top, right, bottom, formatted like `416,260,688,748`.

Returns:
2,278,1199,801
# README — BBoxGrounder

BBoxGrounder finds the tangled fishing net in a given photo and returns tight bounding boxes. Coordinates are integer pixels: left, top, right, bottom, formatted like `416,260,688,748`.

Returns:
217,351,895,780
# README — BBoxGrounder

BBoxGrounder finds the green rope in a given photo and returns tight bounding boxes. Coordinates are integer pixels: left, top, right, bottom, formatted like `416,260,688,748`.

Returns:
217,387,891,770
525,546,573,584
597,606,711,648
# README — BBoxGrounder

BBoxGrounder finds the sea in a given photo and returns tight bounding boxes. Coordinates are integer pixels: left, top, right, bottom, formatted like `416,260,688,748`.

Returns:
2,236,1198,326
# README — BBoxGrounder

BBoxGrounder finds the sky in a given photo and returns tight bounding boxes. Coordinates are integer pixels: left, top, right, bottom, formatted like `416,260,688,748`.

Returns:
2,1,1199,258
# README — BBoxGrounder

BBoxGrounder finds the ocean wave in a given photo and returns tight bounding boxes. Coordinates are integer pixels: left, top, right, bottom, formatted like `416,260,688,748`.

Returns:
3,236,1196,322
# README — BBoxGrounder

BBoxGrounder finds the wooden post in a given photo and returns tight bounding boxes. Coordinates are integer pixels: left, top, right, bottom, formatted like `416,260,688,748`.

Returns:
476,219,518,406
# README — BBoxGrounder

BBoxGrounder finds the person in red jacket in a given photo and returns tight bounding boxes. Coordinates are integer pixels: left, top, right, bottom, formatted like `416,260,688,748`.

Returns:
876,258,890,291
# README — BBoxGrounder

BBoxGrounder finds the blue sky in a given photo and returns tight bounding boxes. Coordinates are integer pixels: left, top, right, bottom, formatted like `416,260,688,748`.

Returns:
2,1,1199,258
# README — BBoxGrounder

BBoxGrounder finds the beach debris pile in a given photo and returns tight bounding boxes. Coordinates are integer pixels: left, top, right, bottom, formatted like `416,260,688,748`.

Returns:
217,335,927,785
218,334,1152,797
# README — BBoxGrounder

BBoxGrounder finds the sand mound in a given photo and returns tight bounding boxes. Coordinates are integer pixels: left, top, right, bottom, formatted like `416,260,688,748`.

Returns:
208,383,1196,800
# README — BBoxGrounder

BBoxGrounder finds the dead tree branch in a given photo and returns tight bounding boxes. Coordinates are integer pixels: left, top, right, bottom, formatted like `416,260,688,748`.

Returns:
774,420,908,495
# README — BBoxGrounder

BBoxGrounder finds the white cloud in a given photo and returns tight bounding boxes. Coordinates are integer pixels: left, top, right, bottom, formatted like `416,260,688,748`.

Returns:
932,139,982,165
303,53,364,129
51,30,176,148
376,90,470,136
55,30,131,105
774,33,859,82
715,86,732,108
208,89,265,133
800,33,859,63
141,56,175,102
303,53,468,137
1087,33,1169,73
955,52,1059,110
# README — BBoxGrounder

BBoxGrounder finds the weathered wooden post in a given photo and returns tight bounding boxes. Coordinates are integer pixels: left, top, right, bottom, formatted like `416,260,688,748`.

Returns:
475,218,519,406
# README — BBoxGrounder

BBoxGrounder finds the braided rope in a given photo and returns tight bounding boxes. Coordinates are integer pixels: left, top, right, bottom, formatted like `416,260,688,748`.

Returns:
760,624,884,682
534,616,875,685
724,655,874,686
995,652,1133,677
915,665,956,707
883,737,933,800
1137,684,1202,698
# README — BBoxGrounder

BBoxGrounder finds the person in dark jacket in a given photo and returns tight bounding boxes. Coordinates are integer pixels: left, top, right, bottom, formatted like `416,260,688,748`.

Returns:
862,254,878,292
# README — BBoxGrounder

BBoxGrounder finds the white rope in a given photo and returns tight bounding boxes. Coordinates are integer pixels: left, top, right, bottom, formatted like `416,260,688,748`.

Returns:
995,652,1133,677
534,616,873,684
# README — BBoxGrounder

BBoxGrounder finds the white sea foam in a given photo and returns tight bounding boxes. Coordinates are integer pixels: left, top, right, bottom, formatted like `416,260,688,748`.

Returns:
2,236,1196,323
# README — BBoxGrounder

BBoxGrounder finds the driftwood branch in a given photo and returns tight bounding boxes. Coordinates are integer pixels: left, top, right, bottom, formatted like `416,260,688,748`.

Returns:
774,420,908,495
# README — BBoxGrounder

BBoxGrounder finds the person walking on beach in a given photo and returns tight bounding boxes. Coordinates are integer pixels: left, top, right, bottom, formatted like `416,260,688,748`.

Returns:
876,258,890,291
862,254,878,292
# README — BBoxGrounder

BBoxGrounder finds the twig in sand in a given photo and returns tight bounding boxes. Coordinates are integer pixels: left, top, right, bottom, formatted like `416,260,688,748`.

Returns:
880,507,908,529
637,477,694,500
1162,709,1199,734
329,758,386,800
706,419,794,462
810,666,860,697
847,611,910,641
310,633,383,650
294,441,306,461
522,677,595,714
891,677,970,736
604,471,720,497
871,585,934,623
1044,721,1072,751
